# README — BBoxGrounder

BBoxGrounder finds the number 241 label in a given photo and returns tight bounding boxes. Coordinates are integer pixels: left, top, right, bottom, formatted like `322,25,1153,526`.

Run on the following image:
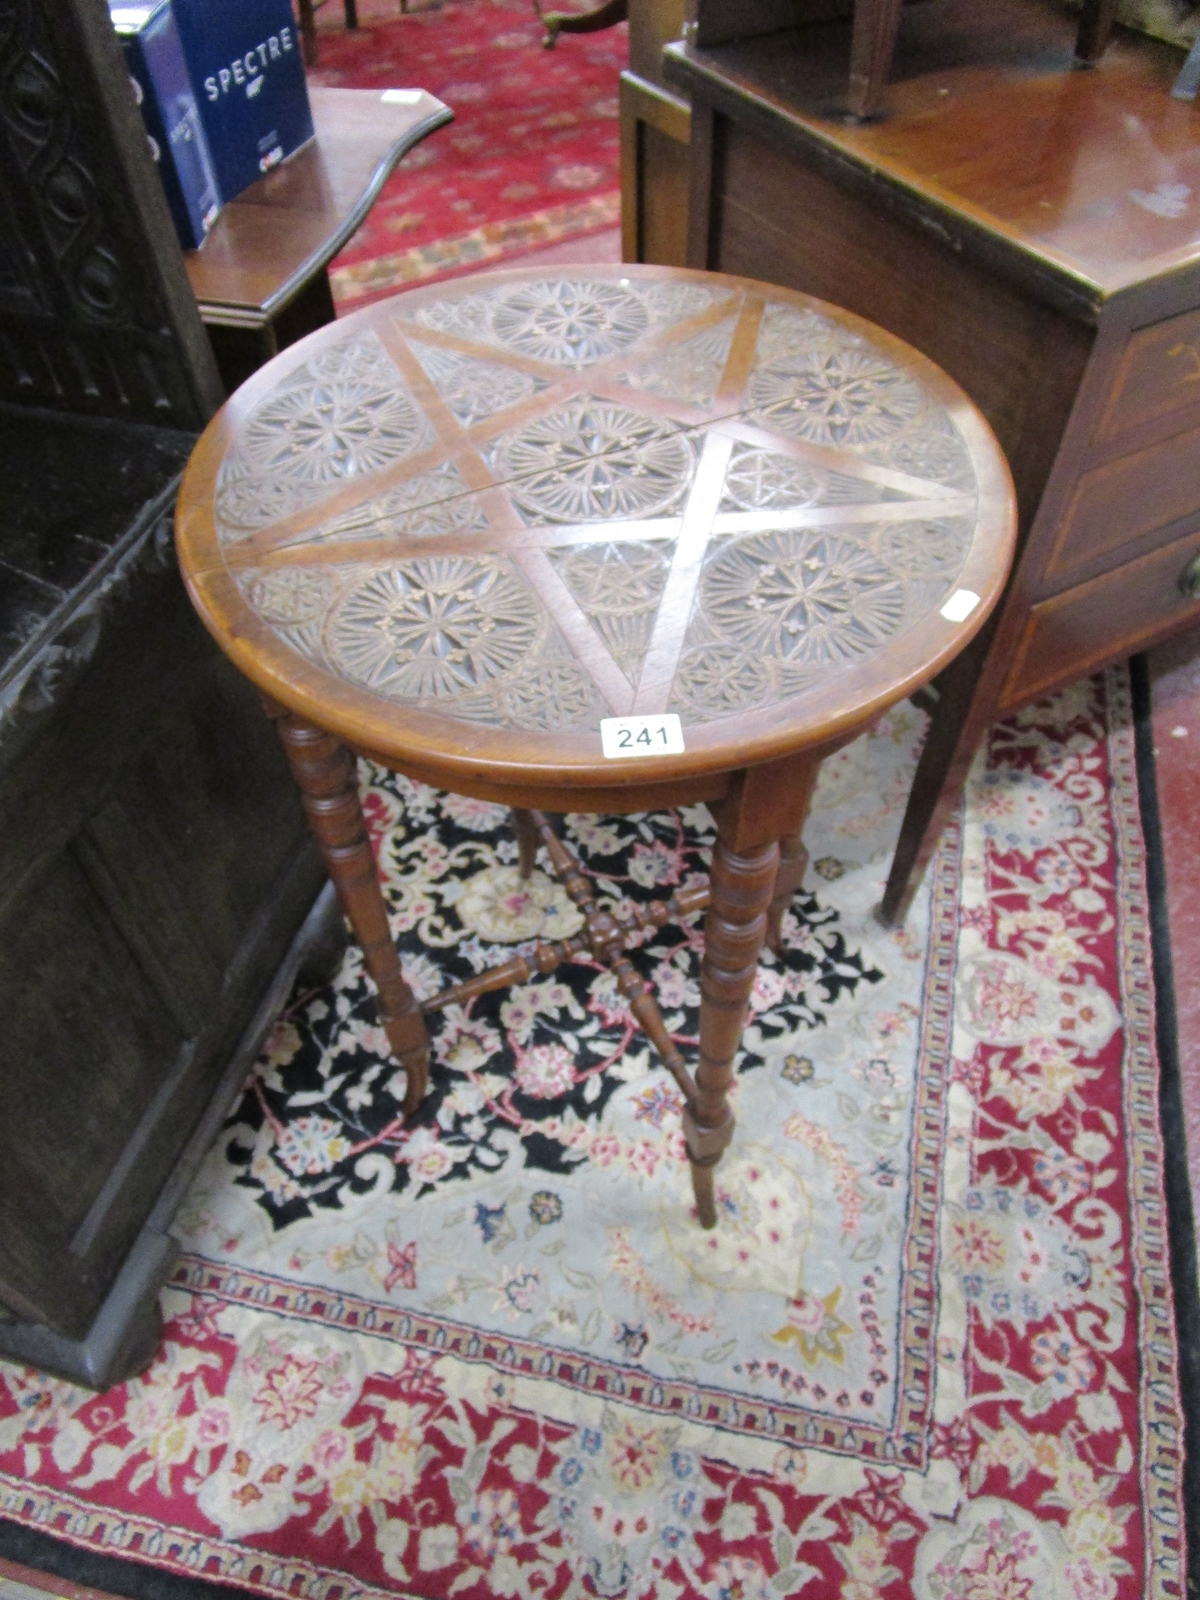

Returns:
600,714,685,759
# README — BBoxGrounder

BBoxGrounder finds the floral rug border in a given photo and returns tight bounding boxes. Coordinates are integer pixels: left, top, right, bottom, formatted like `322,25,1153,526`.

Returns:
1107,667,1186,1583
329,194,620,306
0,1476,412,1600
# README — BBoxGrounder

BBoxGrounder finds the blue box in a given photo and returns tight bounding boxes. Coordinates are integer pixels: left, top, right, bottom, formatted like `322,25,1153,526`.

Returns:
111,1,222,251
169,0,315,203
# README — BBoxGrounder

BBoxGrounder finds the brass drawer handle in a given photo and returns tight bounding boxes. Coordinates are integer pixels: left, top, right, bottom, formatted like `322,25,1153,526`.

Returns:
1180,552,1200,600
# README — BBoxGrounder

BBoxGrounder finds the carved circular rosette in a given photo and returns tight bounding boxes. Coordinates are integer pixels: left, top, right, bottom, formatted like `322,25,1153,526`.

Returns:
492,398,696,524
322,557,544,702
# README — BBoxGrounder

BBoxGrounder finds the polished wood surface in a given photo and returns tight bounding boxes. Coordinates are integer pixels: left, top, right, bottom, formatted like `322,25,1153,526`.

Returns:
667,0,1200,924
185,87,450,325
178,265,1014,789
176,264,1016,1220
846,0,1116,117
672,0,1200,302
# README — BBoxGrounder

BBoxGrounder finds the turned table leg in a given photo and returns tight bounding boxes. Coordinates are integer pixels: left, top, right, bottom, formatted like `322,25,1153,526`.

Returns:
266,703,429,1113
687,751,837,1225
689,829,780,1228
766,828,808,953
510,807,540,881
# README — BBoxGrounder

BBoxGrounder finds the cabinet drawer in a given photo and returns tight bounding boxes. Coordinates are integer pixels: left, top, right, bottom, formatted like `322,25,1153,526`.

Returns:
1098,307,1200,445
1045,421,1200,586
1001,525,1200,711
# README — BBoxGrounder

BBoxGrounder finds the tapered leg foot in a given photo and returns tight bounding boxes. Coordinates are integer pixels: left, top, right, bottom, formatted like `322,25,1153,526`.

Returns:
682,1102,734,1228
267,704,430,1113
690,836,779,1225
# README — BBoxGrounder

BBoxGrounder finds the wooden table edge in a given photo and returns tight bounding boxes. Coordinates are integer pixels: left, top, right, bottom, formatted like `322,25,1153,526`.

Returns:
185,92,454,323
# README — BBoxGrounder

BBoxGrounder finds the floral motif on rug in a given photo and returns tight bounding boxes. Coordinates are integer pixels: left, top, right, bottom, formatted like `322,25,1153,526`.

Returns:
0,669,1185,1600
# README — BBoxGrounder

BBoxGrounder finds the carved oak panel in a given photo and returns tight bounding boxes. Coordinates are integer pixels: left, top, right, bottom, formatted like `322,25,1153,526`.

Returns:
0,0,221,425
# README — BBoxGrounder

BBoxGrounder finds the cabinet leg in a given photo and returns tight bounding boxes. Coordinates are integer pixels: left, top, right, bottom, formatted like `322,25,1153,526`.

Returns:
1075,0,1119,61
266,704,429,1112
688,834,780,1227
878,633,999,927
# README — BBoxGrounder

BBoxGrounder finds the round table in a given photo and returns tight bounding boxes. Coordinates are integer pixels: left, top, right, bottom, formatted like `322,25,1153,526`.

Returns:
176,264,1015,1227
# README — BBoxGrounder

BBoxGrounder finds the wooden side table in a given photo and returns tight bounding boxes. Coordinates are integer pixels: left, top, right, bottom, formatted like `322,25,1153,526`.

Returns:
176,264,1015,1226
667,0,1200,922
184,86,451,392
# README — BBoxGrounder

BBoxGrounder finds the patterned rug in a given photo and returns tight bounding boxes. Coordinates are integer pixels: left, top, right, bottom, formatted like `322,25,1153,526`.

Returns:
311,0,624,304
0,667,1187,1600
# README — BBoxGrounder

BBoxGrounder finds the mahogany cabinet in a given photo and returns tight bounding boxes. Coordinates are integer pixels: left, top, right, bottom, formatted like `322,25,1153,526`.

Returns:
666,0,1200,919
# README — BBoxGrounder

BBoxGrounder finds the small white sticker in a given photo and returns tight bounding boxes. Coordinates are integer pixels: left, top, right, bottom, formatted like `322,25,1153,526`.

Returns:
601,713,685,759
940,589,980,623
382,88,424,104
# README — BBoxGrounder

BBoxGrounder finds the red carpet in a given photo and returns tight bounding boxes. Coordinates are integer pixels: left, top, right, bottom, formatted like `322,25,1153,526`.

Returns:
310,0,625,303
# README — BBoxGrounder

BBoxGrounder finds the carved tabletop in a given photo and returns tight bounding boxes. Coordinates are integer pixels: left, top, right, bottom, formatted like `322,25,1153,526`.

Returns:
176,265,1016,1228
177,265,1015,790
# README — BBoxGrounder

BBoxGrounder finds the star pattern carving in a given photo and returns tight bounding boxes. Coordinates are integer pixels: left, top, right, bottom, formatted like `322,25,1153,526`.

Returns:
211,274,981,732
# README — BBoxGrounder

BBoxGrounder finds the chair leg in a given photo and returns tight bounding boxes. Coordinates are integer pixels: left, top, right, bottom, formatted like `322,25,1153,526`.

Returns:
540,0,628,48
344,0,358,28
265,702,430,1113
847,0,905,119
1075,0,1119,62
297,0,318,64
